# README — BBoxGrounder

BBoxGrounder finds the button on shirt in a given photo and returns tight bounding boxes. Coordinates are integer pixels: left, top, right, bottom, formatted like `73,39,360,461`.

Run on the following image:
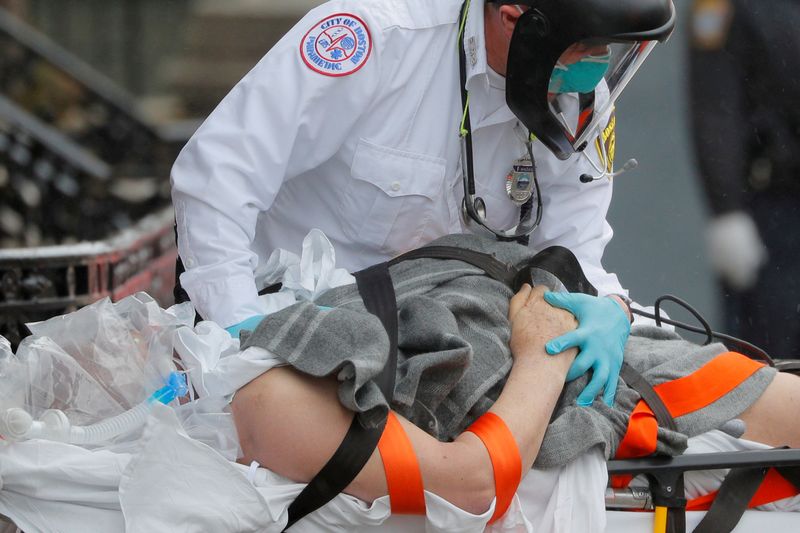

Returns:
171,0,625,327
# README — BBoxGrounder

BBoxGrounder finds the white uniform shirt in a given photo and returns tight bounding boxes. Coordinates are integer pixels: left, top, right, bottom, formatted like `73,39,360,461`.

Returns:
172,0,625,327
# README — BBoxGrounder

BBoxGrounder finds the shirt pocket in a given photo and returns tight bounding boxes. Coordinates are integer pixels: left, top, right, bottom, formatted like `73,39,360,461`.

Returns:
340,138,449,256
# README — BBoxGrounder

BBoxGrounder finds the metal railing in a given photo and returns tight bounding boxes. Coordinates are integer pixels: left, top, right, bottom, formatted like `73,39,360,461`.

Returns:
0,7,186,346
0,206,177,347
0,7,187,177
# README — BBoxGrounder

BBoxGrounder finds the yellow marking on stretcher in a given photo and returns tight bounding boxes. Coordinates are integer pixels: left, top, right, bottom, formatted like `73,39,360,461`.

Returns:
653,505,668,533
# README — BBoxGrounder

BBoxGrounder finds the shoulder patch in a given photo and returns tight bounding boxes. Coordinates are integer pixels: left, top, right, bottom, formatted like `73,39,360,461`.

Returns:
300,13,373,77
691,0,733,50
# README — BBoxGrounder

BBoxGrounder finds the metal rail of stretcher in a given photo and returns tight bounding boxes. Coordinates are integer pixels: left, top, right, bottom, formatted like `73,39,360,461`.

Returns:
607,448,800,533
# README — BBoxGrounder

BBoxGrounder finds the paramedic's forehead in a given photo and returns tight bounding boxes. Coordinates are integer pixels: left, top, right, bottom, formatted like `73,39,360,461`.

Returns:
559,42,611,65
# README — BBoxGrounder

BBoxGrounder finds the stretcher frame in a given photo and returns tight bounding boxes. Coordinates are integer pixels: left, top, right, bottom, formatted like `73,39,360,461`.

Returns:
607,448,800,533
605,358,800,533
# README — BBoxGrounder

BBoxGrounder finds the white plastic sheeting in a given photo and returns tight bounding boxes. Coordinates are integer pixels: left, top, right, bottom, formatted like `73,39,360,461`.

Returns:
14,293,194,427
0,404,608,533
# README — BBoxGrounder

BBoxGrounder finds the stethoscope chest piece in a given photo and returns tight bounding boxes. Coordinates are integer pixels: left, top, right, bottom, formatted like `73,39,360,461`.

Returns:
461,195,487,225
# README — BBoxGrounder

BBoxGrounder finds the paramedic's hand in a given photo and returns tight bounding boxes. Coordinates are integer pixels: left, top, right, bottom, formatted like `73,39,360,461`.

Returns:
542,292,630,407
225,315,266,338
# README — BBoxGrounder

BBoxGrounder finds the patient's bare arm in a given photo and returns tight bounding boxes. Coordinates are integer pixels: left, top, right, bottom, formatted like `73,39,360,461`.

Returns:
232,285,578,514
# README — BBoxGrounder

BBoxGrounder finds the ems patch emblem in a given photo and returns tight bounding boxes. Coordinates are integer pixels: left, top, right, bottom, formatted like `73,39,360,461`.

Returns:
300,13,372,77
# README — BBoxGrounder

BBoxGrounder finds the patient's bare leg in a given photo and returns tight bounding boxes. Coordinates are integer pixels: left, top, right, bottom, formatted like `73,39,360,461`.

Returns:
738,372,800,448
233,367,369,486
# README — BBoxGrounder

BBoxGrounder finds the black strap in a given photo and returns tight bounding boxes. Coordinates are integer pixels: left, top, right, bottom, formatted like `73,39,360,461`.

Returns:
692,467,769,533
388,245,519,288
282,262,399,531
282,419,385,531
516,201,533,247
355,262,400,397
389,244,599,296
620,363,677,432
776,465,800,490
692,459,800,533
512,246,598,296
667,506,687,533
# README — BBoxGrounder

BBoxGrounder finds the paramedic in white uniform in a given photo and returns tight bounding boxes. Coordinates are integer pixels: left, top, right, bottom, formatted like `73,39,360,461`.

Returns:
171,0,676,406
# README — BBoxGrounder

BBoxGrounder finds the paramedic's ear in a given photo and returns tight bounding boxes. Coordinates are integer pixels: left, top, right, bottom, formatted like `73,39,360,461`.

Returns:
498,4,524,40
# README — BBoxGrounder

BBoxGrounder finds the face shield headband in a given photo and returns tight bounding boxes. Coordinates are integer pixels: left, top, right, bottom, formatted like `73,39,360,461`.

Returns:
499,0,676,160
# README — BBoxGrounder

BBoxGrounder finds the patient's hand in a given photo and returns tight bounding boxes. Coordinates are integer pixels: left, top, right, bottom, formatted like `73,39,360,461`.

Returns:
509,285,578,362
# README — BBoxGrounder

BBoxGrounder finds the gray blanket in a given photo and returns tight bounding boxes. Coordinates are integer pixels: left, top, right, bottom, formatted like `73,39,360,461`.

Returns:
243,234,775,468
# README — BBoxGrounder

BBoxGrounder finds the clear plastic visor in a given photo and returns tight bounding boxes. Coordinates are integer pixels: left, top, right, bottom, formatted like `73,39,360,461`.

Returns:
548,40,658,151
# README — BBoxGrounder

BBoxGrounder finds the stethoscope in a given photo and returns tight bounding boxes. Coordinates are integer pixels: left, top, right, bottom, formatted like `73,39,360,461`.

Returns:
579,141,639,183
457,0,637,241
458,0,541,243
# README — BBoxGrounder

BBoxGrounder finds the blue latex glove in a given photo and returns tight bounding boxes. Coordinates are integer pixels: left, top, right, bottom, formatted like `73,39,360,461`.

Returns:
543,292,631,407
225,315,266,338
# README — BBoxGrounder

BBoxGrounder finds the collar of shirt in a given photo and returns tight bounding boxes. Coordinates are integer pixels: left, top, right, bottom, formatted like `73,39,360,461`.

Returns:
462,0,517,130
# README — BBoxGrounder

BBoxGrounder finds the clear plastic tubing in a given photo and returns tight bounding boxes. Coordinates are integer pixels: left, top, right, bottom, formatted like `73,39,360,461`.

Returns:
0,372,188,444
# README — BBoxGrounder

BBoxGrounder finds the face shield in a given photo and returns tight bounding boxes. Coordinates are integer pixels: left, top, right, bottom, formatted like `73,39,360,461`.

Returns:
549,40,659,153
502,0,676,160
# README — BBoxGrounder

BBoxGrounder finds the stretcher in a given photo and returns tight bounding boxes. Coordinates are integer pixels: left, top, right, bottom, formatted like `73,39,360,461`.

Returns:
0,447,798,533
0,377,798,532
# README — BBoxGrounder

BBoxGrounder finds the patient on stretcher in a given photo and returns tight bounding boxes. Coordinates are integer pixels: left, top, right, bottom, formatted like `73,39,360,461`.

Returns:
230,233,800,518
1,233,798,533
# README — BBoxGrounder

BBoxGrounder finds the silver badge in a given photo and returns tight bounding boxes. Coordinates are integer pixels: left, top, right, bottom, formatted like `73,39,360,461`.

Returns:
506,156,535,205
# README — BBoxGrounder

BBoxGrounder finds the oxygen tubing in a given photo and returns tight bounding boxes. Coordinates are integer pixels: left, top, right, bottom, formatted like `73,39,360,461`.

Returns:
0,372,188,444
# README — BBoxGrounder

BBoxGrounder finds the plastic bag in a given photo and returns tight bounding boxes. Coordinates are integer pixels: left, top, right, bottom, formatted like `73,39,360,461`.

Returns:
254,228,355,314
17,293,193,424
0,336,26,414
175,396,241,461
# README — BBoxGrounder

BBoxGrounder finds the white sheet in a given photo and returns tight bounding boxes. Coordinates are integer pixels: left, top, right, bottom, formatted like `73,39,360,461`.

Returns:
4,415,799,532
0,405,607,533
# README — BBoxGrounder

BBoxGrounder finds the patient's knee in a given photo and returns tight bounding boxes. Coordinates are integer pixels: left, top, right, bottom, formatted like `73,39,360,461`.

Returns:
740,372,800,448
232,367,353,481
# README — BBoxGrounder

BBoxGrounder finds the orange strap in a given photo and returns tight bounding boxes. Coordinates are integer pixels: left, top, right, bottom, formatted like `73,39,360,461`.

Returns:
616,352,765,460
377,412,426,515
687,468,800,511
613,352,799,508
467,412,523,524
616,401,661,459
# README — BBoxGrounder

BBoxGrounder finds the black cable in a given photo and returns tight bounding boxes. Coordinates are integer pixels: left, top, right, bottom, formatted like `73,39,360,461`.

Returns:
631,295,774,367
653,294,714,345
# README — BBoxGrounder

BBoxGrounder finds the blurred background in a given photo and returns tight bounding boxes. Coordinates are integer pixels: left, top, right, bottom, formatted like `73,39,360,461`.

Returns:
0,0,770,350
